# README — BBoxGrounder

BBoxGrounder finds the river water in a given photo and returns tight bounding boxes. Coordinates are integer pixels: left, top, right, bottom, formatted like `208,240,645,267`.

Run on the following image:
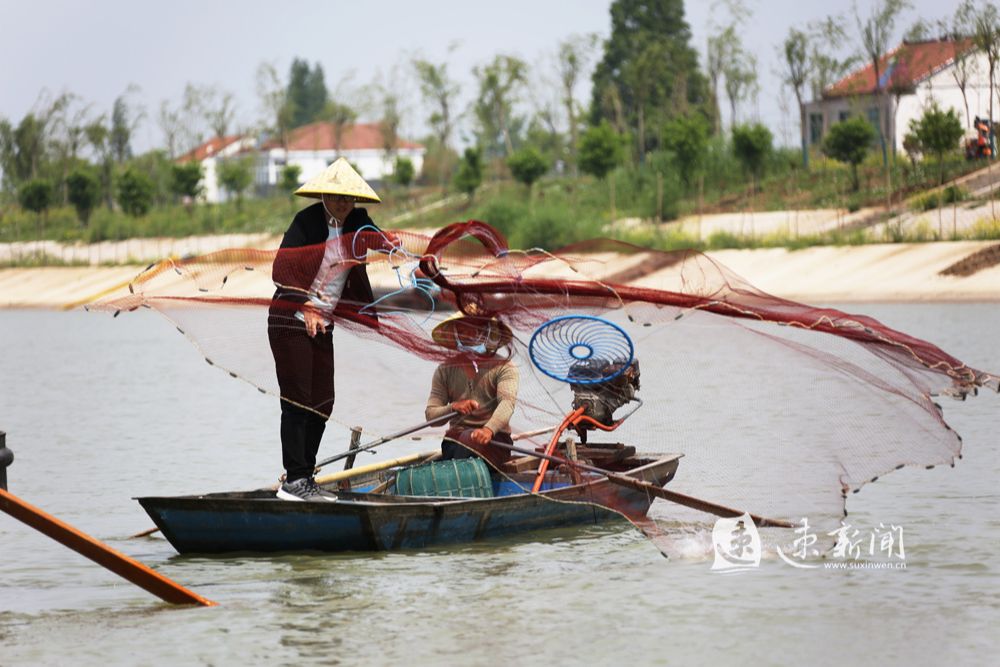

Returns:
1,303,998,666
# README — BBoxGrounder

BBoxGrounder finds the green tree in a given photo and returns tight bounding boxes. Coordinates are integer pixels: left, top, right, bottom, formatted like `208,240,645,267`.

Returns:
84,120,115,209
413,57,461,187
18,178,53,245
590,0,707,153
66,168,101,226
662,113,709,189
217,158,254,210
325,101,357,156
453,147,483,200
256,62,295,151
0,98,66,189
116,168,154,217
579,122,624,218
118,167,154,218
392,156,415,188
507,146,549,209
507,147,548,188
782,28,812,168
732,123,773,193
822,117,875,191
110,87,143,164
287,58,328,128
18,178,53,216
473,55,528,157
557,33,599,177
279,164,302,193
910,104,964,185
170,162,204,202
854,0,912,168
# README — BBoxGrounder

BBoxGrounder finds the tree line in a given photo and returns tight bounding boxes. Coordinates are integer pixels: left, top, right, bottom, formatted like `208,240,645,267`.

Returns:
1,0,994,234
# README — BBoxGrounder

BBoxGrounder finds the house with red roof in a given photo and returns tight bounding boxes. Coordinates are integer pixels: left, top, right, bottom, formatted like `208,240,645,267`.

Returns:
257,121,425,192
177,135,257,204
804,38,991,154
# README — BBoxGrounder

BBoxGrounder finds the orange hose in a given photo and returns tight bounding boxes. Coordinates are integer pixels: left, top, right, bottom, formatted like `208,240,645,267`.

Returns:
531,407,585,493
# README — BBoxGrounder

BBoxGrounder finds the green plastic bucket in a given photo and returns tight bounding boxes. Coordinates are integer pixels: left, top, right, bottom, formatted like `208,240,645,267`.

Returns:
394,458,494,498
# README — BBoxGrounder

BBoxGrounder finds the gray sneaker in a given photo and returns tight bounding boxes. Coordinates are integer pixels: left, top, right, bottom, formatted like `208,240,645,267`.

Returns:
276,477,338,502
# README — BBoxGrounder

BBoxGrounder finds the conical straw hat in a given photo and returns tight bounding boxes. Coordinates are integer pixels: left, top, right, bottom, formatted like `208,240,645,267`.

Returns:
294,157,381,203
432,311,514,350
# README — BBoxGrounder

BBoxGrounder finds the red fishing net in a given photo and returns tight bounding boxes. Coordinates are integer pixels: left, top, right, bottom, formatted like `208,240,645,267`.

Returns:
90,220,999,554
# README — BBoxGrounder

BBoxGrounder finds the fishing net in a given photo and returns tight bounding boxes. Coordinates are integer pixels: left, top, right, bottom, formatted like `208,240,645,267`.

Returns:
89,220,999,556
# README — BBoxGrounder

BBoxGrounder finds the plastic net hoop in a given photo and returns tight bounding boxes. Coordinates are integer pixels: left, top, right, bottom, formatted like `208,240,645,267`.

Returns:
528,315,635,385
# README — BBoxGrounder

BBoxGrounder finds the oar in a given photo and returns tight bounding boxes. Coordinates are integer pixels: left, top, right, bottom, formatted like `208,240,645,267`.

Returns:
314,410,458,471
486,439,794,529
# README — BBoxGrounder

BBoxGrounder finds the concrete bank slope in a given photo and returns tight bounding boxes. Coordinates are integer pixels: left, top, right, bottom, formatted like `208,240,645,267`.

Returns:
0,240,998,309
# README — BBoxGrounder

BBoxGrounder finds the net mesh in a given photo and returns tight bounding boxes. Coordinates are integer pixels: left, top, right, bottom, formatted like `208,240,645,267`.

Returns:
89,220,999,553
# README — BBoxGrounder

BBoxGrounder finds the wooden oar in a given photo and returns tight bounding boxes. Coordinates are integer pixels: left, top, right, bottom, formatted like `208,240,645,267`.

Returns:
487,440,794,529
314,411,458,471
2,488,215,605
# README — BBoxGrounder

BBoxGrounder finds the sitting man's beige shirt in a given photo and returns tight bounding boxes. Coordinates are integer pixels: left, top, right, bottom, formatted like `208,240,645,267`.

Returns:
425,360,519,435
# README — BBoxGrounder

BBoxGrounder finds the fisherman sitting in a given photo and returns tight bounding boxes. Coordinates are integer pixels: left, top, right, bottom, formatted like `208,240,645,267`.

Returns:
424,309,519,469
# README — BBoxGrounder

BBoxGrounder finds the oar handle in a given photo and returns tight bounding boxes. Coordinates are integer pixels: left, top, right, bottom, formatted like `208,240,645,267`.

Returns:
488,439,794,529
315,410,458,471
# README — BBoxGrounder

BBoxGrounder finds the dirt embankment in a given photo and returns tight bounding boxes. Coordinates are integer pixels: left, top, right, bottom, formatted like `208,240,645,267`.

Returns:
2,240,999,309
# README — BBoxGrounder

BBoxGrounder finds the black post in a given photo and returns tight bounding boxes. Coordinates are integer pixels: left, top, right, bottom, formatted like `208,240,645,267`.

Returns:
0,431,12,491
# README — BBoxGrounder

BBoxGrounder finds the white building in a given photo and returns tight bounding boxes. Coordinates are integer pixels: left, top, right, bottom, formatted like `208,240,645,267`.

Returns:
255,121,425,192
176,135,257,204
804,38,991,154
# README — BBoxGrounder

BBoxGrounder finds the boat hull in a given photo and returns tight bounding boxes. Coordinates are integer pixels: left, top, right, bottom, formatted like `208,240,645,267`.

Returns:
137,455,680,554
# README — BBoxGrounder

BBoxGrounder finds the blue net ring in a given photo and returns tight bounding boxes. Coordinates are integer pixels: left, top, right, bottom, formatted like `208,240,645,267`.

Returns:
528,315,634,385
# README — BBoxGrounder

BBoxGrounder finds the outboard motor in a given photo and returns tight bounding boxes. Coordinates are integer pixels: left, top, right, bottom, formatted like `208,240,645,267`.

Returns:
568,359,641,443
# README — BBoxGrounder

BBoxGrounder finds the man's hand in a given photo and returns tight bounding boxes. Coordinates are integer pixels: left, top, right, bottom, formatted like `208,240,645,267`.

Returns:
469,427,494,446
451,399,479,415
303,307,327,337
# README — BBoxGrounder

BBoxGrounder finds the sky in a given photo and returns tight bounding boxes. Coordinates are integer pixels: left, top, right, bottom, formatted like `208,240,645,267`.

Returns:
0,0,961,152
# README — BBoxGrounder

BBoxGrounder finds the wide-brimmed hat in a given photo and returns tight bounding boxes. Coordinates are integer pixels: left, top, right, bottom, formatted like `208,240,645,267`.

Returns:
294,157,381,203
431,311,514,350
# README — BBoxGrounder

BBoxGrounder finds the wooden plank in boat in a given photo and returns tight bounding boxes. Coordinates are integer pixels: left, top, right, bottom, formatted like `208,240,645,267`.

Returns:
502,456,541,473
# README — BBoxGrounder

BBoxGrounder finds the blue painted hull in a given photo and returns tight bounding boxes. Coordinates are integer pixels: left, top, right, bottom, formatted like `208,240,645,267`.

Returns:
137,455,680,554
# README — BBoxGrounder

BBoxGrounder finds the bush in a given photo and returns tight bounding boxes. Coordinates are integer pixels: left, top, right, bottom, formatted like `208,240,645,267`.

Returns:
217,158,253,209
18,179,54,216
506,147,549,189
822,117,875,191
116,168,154,217
454,147,483,198
392,157,415,188
170,162,204,201
579,123,623,180
279,164,303,193
731,123,773,190
66,168,101,226
910,185,967,211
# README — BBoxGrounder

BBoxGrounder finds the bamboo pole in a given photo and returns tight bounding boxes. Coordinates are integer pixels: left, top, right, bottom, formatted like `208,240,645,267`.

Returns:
315,450,438,485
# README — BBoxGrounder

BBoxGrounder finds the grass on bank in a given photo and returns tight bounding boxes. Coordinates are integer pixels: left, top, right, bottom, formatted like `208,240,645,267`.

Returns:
2,148,999,269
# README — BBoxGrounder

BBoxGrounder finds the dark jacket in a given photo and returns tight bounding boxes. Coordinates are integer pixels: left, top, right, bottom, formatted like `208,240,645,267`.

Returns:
270,203,379,321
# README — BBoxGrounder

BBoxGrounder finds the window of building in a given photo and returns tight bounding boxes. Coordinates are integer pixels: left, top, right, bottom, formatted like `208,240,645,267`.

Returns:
809,113,824,145
866,107,880,128
838,110,850,122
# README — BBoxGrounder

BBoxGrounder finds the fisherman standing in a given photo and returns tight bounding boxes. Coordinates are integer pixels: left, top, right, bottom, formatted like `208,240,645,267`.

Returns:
268,158,383,501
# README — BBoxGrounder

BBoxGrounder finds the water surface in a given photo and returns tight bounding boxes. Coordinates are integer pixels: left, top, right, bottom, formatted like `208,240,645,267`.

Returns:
1,304,998,666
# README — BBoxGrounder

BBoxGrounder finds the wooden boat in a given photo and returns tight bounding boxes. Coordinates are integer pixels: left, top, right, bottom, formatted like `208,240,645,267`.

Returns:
137,452,681,554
